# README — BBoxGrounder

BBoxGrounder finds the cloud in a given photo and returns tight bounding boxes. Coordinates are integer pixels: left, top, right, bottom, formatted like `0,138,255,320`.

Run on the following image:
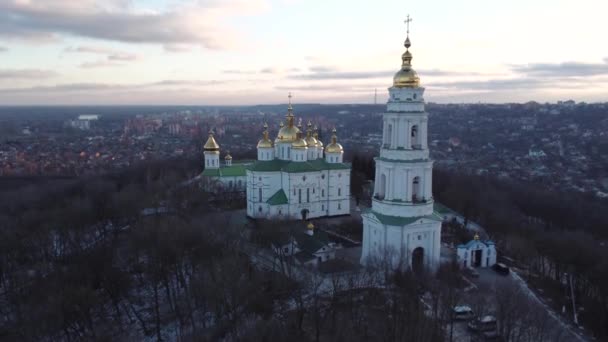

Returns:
223,69,256,75
79,61,124,69
0,79,233,94
0,69,59,79
260,67,279,74
511,59,608,77
289,70,391,80
0,0,268,49
427,77,600,91
0,46,7,52
308,66,337,73
66,45,139,67
66,45,137,59
289,67,486,80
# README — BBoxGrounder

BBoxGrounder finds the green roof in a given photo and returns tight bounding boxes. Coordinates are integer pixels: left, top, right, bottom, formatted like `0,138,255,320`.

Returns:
202,163,248,177
248,158,350,173
295,230,330,254
434,202,457,215
367,210,442,226
267,189,288,205
376,157,430,164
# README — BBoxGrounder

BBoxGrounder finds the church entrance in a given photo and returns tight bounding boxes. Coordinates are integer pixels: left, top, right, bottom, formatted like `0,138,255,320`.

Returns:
412,247,424,274
472,250,482,267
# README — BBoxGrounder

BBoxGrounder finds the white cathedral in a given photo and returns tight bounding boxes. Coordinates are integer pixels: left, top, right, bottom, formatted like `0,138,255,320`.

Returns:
360,20,442,272
202,96,351,220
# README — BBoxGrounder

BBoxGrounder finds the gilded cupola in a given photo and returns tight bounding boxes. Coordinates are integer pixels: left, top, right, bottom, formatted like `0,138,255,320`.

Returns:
257,123,273,148
203,129,220,154
313,126,323,148
393,16,420,88
276,93,301,142
305,121,319,146
292,122,308,149
325,128,344,153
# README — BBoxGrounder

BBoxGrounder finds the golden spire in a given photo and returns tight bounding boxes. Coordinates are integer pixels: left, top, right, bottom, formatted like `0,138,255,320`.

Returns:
276,93,301,142
393,14,420,88
257,123,273,148
307,222,314,230
474,233,480,241
203,129,220,153
325,127,343,153
313,125,323,147
286,92,295,127
305,121,318,146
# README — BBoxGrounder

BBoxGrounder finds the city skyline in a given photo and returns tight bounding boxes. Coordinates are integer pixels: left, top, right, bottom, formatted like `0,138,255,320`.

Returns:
1,0,607,105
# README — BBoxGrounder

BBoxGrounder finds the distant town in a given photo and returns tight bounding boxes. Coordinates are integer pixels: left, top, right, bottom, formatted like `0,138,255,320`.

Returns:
1,100,607,198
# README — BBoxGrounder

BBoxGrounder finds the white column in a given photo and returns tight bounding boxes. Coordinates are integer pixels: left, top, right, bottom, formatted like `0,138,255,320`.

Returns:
391,118,398,148
406,120,411,149
383,119,388,146
421,120,428,149
405,170,411,200
425,168,432,199
397,117,403,148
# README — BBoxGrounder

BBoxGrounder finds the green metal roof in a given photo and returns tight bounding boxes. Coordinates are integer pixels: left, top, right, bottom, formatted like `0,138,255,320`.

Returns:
376,157,430,164
248,158,350,173
367,210,442,226
267,189,288,205
295,230,330,254
201,163,248,177
433,202,457,215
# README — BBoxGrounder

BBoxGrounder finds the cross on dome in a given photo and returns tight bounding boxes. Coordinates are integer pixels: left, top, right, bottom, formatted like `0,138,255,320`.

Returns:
404,14,413,49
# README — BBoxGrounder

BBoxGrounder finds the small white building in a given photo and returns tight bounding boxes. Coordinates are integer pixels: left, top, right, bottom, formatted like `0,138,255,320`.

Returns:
200,130,248,193
456,234,497,268
271,222,341,267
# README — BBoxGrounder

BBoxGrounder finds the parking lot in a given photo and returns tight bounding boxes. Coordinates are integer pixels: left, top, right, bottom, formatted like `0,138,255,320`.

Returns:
449,266,587,342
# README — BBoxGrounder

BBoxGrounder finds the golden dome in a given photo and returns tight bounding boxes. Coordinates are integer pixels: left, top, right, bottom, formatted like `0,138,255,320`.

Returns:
257,123,273,148
307,222,314,230
203,130,220,153
305,121,319,146
292,125,308,149
393,33,420,88
276,125,301,142
225,153,232,160
325,128,343,153
313,126,323,147
275,93,302,142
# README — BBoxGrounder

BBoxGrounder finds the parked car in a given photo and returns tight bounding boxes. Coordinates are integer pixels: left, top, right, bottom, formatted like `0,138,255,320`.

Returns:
453,305,475,321
467,315,497,332
492,263,510,275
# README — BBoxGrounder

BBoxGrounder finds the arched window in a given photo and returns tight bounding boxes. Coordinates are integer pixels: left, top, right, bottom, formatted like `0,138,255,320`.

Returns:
376,173,387,200
321,189,325,197
411,125,420,149
307,188,310,202
258,188,262,202
298,189,302,203
338,188,341,196
412,176,421,202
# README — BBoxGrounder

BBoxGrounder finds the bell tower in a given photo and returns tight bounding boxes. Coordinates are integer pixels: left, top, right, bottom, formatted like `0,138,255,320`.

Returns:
361,16,441,271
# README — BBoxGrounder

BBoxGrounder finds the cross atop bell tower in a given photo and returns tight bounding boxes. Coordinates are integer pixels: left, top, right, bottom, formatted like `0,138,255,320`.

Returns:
404,15,413,49
404,14,412,36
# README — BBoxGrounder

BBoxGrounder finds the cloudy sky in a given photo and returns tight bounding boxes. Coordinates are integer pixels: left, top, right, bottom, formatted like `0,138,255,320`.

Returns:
1,0,607,105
